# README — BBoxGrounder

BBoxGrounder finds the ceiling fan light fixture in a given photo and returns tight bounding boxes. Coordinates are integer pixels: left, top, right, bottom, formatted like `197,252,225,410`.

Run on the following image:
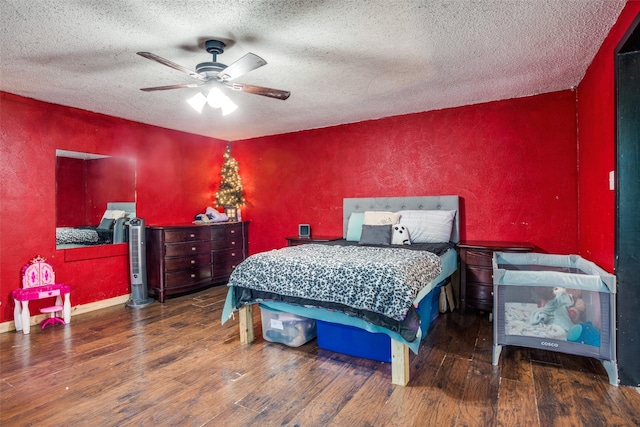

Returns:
187,92,207,113
221,99,238,116
207,88,237,116
138,40,290,105
206,88,226,109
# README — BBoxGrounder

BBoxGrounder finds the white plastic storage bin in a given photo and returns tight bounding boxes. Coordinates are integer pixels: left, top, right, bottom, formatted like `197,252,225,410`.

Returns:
260,304,317,347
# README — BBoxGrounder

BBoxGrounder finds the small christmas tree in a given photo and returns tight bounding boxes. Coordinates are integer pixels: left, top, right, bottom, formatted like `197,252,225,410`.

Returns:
216,143,245,220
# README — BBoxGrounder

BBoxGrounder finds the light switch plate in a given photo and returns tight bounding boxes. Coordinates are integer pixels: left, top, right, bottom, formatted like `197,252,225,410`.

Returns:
609,170,615,190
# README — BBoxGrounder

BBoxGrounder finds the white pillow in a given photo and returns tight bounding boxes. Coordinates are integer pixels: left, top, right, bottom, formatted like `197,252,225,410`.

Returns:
102,209,126,220
398,210,456,243
363,211,400,226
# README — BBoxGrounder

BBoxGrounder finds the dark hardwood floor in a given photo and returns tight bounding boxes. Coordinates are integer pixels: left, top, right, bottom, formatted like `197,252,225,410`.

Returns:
1,285,638,426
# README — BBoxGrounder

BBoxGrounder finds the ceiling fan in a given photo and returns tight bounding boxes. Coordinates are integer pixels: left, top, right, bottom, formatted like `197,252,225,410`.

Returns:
137,39,290,102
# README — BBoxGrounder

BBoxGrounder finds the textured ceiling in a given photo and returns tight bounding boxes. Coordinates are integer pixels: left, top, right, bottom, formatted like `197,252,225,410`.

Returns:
0,0,627,141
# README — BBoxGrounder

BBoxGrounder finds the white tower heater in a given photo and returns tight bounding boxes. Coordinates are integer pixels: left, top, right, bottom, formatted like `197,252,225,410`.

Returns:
126,218,153,308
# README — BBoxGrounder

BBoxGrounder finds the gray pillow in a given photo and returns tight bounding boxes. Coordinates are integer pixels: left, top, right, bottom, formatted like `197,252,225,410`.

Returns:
97,218,115,230
359,224,392,245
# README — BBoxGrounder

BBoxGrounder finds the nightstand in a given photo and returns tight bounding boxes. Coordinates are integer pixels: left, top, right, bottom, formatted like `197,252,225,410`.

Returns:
285,236,342,246
458,240,535,314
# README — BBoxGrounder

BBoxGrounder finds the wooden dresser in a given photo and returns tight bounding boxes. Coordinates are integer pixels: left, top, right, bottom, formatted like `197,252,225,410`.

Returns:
458,240,534,314
146,221,249,302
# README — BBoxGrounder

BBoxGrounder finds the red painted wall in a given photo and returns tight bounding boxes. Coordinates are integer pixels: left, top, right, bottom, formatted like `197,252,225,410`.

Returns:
55,156,136,227
85,157,136,225
0,7,634,327
56,157,86,227
235,91,579,257
0,84,581,325
0,92,227,323
577,1,640,273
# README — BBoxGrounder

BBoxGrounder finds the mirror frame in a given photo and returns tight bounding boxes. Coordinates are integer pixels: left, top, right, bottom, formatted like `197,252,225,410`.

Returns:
55,149,136,248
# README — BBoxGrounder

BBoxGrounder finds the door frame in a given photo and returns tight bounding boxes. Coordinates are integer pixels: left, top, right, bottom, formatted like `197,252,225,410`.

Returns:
614,12,640,387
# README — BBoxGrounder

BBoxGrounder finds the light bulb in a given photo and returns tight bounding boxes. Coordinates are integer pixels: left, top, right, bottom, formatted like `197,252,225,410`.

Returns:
186,92,207,113
207,88,237,115
221,99,238,116
206,88,225,109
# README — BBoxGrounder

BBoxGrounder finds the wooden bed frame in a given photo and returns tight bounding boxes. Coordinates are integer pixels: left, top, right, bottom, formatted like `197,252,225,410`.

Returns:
237,195,460,386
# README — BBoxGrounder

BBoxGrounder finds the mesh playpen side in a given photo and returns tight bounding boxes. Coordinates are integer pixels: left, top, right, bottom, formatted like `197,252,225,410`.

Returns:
492,252,617,386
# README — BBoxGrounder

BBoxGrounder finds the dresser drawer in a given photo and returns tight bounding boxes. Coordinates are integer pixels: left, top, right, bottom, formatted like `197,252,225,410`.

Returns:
213,249,244,279
164,228,210,243
466,282,494,301
165,240,211,257
212,235,244,251
465,266,493,284
215,247,244,262
211,224,243,244
164,253,211,271
462,249,493,267
165,266,212,287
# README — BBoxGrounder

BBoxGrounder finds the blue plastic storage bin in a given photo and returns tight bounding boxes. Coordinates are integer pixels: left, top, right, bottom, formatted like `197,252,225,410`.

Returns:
416,281,444,326
317,320,392,362
316,282,445,362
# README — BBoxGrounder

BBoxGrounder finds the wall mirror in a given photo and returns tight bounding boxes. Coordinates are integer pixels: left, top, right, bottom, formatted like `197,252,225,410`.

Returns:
55,149,136,248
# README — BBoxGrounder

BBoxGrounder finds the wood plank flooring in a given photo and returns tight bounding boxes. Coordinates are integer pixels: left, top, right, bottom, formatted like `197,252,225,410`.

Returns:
1,285,639,426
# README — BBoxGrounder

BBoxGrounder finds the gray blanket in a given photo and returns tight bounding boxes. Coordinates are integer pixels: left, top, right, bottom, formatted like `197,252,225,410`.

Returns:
228,243,442,321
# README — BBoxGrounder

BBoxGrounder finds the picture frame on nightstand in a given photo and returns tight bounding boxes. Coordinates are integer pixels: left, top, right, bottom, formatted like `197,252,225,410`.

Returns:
298,224,311,238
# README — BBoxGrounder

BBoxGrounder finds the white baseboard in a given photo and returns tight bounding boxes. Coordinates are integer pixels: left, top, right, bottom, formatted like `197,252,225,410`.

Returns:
0,294,131,334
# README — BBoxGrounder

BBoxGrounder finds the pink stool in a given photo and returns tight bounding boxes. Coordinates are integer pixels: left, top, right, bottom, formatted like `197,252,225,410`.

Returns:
40,305,66,329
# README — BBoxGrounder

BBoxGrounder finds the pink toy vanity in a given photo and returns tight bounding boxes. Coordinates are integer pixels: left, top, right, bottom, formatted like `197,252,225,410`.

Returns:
12,256,71,334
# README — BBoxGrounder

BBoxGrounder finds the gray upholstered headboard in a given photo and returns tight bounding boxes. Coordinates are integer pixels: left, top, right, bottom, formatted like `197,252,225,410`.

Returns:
343,195,460,243
106,202,136,218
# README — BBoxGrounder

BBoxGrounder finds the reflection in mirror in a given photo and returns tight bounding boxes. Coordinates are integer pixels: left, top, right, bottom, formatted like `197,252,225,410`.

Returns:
55,150,136,248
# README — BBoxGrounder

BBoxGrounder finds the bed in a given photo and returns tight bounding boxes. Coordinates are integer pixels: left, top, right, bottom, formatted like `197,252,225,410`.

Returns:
221,195,460,385
56,227,103,245
56,202,136,247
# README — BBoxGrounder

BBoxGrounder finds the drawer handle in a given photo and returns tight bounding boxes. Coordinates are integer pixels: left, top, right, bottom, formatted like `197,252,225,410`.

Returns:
231,241,236,245
191,247,196,251
190,233,195,238
190,274,196,278
190,260,196,264
231,230,235,234
231,252,236,257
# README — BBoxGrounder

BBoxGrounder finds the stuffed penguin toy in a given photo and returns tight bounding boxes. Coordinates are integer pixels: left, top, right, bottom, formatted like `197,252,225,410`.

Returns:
392,225,411,245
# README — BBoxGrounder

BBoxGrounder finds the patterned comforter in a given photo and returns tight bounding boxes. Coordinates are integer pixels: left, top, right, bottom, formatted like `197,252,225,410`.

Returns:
55,227,114,245
56,227,99,245
228,243,443,322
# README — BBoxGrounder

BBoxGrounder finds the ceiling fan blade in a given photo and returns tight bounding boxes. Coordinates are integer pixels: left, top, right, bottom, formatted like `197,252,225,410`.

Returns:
225,82,290,100
140,83,200,92
217,53,267,81
137,52,205,82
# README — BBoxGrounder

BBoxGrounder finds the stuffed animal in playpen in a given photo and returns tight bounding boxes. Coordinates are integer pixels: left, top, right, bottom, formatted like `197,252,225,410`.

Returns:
530,286,575,331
